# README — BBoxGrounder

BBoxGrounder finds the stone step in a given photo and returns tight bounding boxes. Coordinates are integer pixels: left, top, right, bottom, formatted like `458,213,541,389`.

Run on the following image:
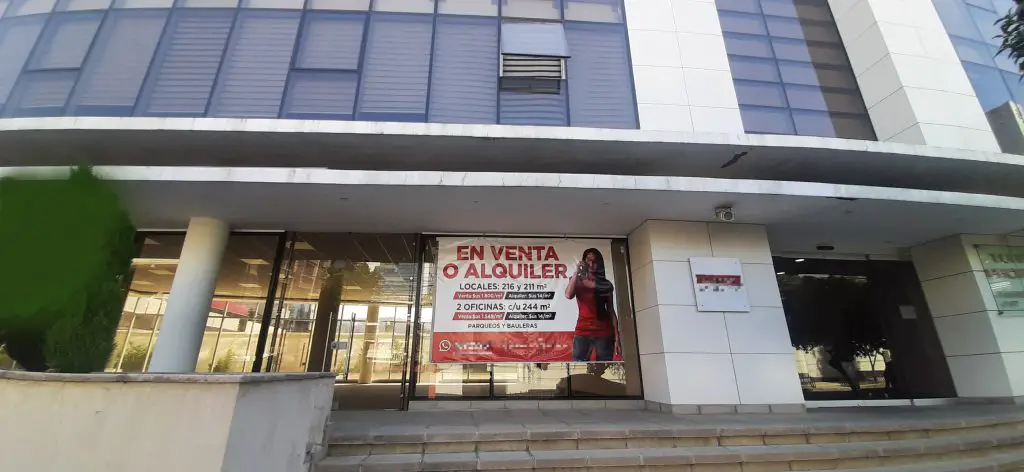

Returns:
328,415,1024,456
316,430,1024,472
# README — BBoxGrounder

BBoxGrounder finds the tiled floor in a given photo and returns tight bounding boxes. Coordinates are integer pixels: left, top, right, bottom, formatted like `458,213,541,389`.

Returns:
329,404,1024,439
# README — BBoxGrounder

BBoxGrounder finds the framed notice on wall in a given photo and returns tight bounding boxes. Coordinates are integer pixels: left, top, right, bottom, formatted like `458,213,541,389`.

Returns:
975,245,1024,316
689,257,749,312
431,237,625,364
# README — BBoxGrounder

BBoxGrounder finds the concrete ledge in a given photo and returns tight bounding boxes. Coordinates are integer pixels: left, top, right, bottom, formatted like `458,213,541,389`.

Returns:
0,369,337,383
644,401,807,415
408,399,644,411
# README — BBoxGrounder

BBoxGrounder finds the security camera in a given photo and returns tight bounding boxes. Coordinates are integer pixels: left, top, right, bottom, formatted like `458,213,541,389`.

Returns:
714,206,735,222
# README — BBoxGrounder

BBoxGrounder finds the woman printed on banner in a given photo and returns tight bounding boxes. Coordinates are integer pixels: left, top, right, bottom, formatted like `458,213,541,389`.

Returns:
565,248,619,362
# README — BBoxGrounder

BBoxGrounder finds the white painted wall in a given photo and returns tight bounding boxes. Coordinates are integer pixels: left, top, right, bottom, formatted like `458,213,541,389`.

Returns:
0,373,334,472
911,235,1024,399
828,0,1001,152
628,221,804,410
625,0,744,133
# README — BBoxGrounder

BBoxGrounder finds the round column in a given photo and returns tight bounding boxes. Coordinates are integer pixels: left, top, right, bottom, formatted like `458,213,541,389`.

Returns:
148,217,230,373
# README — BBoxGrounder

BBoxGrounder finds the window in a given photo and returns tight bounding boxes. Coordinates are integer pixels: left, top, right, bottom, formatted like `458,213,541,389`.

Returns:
502,0,560,19
373,0,434,12
208,10,300,118
137,10,234,116
356,14,433,122
177,0,237,7
56,0,112,11
5,0,56,16
0,16,44,108
499,21,568,93
564,22,634,128
438,0,498,15
500,85,566,125
282,12,364,119
563,0,622,22
69,10,168,115
307,0,369,10
113,0,173,7
428,15,498,124
4,70,76,116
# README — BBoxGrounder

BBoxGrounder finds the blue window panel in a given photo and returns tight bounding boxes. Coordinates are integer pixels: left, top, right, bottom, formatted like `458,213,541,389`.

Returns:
357,14,432,122
728,55,779,82
784,84,866,113
4,70,76,116
790,109,835,137
0,16,45,108
68,10,167,116
771,37,847,65
933,0,983,41
962,62,1011,111
499,86,567,125
717,0,760,14
281,70,357,119
565,22,635,129
501,21,569,57
209,10,300,118
6,0,56,16
967,4,1000,46
723,33,773,58
777,61,857,89
734,79,787,108
1001,70,1024,106
296,12,364,70
502,0,560,19
717,11,767,35
28,12,102,70
791,110,874,140
428,16,498,124
765,16,840,43
137,10,233,116
563,0,622,23
739,105,794,134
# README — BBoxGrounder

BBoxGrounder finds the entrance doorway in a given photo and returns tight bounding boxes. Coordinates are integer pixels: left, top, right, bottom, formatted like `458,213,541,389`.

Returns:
261,233,418,410
775,257,956,401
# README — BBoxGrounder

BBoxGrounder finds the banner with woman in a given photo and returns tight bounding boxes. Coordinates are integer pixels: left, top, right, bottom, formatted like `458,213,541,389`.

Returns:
431,237,622,364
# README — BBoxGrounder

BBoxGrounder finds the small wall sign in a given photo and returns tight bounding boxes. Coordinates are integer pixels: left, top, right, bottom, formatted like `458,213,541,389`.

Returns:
690,257,750,312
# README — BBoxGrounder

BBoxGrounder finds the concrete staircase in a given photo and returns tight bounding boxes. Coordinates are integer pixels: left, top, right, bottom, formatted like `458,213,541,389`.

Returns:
316,407,1024,472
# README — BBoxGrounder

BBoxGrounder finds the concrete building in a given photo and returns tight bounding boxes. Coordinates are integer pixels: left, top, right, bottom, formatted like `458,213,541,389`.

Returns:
0,0,1022,412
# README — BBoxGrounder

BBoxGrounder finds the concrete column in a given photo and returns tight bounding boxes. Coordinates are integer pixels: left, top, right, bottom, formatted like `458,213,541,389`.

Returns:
624,0,743,133
628,221,804,414
827,0,1000,152
148,217,230,373
911,235,1024,401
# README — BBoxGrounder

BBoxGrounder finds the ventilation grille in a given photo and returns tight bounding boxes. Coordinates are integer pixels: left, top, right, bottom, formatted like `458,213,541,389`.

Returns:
500,54,563,94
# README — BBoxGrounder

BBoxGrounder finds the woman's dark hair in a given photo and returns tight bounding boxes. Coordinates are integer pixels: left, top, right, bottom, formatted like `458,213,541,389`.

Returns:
582,248,615,320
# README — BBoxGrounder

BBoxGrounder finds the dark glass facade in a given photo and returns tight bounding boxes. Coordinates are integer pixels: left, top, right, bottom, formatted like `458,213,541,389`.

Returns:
716,0,875,139
0,0,638,128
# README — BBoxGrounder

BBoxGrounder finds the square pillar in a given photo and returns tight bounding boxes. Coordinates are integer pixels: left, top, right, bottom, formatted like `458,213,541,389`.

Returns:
911,235,1024,402
628,221,804,414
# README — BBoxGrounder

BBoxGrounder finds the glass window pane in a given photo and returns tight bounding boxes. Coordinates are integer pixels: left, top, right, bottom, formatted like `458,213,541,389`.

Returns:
829,112,875,140
761,0,832,21
990,44,1018,72
114,0,172,7
772,37,846,65
765,16,840,42
137,10,234,116
565,22,635,128
243,0,303,7
962,62,1011,111
1001,70,1024,105
69,10,167,116
6,0,56,16
29,12,102,69
4,70,76,116
209,11,301,118
57,0,111,10
951,37,994,66
778,61,856,88
296,12,364,70
740,105,794,133
282,70,357,118
785,84,865,112
438,0,497,15
563,0,622,22
967,4,1000,45
501,21,569,57
734,79,788,107
717,0,759,13
357,14,433,121
0,0,9,16
428,15,498,124
178,0,237,6
718,11,767,35
502,0,560,19
499,85,567,125
373,0,434,12
790,109,834,136
308,0,368,10
0,16,45,107
723,33,774,58
933,0,982,41
729,55,780,81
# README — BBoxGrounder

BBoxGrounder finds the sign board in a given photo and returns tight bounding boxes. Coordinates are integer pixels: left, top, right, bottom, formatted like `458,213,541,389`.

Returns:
689,257,749,312
431,237,623,364
975,245,1024,315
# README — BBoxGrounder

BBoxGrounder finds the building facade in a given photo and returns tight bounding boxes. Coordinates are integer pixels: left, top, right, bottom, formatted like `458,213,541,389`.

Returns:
0,0,1023,411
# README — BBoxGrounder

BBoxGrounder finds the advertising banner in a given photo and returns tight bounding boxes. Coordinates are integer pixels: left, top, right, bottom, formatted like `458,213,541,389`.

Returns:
431,237,622,364
690,257,750,312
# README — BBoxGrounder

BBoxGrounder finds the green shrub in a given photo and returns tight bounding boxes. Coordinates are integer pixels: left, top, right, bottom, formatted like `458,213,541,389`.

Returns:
0,345,15,370
0,167,136,373
210,348,236,373
119,343,150,372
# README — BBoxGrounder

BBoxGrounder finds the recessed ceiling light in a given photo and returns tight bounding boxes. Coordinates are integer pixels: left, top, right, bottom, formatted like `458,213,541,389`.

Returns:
241,259,269,265
149,269,174,276
238,283,261,288
795,258,805,262
776,271,785,275
294,241,315,251
132,258,178,266
133,280,155,286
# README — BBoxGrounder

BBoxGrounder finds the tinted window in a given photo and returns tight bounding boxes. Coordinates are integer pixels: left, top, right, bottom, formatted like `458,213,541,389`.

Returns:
428,15,498,124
